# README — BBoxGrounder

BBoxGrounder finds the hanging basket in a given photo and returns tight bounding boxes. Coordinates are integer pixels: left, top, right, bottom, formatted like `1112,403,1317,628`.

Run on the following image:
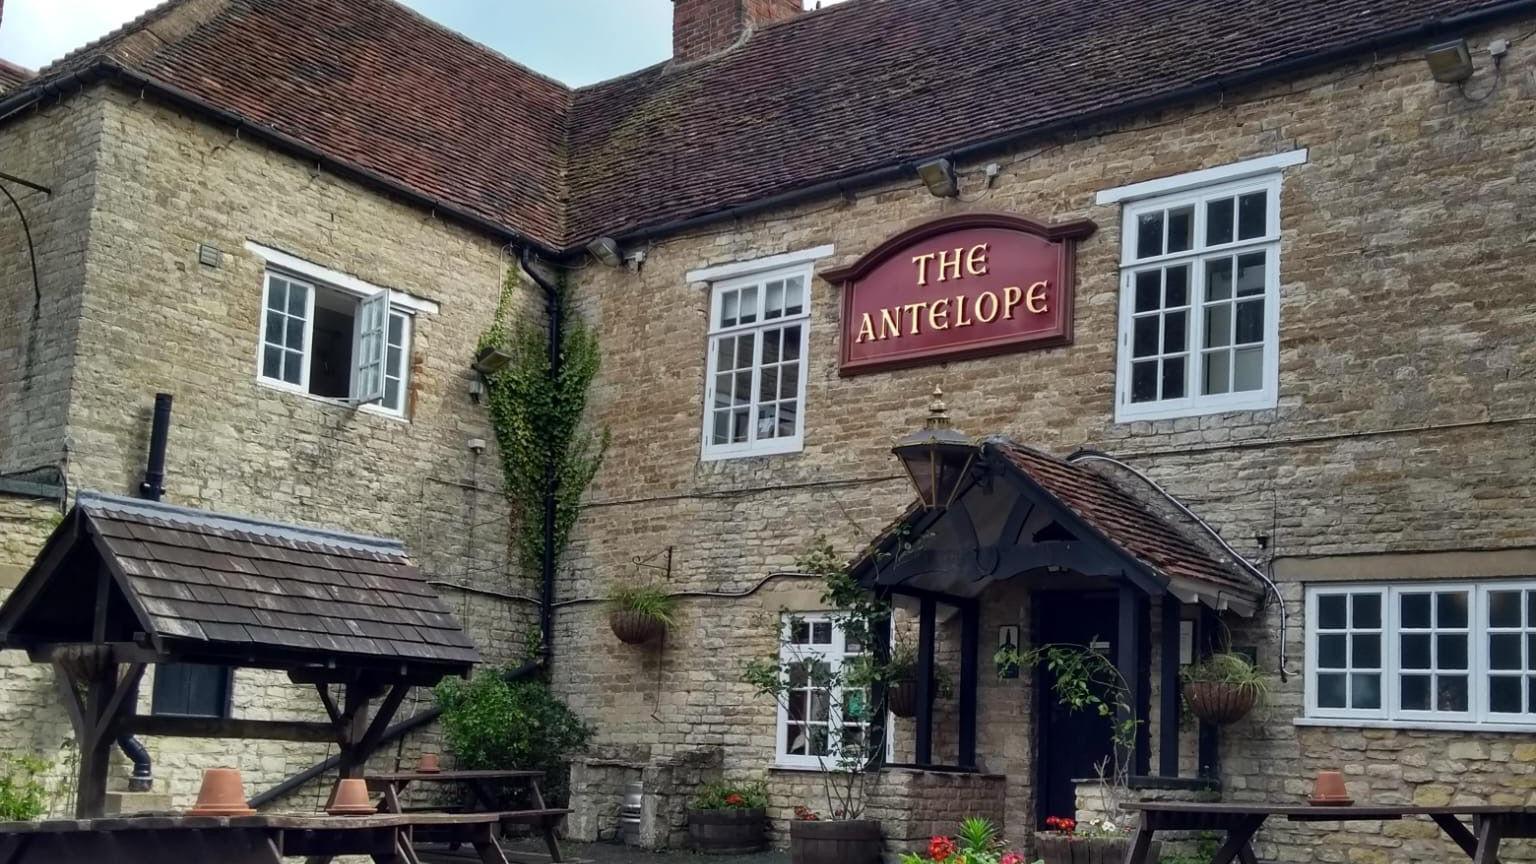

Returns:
1183,681,1259,725
888,680,918,718
610,610,667,645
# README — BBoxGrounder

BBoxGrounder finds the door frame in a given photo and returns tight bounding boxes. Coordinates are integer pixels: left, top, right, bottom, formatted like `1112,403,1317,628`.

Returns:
1032,589,1121,828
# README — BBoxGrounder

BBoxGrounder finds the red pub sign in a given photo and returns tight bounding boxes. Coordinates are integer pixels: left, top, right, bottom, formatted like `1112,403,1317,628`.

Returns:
824,213,1096,375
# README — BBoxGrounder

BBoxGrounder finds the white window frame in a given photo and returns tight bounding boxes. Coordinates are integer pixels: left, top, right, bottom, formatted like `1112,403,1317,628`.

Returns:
1302,581,1536,731
773,612,893,771
1109,157,1303,423
700,262,813,461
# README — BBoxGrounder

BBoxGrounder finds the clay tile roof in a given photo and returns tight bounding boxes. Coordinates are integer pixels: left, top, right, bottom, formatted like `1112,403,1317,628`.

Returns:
0,59,31,94
0,491,478,672
994,441,1258,602
2,0,1524,250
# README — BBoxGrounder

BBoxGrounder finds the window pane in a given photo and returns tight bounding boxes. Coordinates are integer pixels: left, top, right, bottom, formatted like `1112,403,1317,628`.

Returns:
1137,212,1164,259
738,287,758,324
809,690,830,722
1133,317,1159,358
267,278,287,312
386,345,402,373
1401,675,1430,710
1134,270,1161,313
384,378,400,410
765,281,784,319
283,350,303,385
756,404,778,439
1401,593,1431,629
1438,593,1469,628
1203,350,1230,396
736,336,755,370
714,374,732,407
1236,252,1266,297
1352,673,1381,710
1401,633,1431,670
1237,192,1267,240
1490,591,1522,628
284,316,305,350
781,364,800,399
731,408,749,442
762,329,782,365
733,371,751,405
1491,634,1523,670
759,366,780,402
812,622,833,644
1167,207,1193,254
1235,300,1265,345
784,277,804,315
1352,634,1381,669
1205,304,1232,348
1206,257,1233,301
721,291,739,328
1165,265,1190,308
783,326,802,361
715,337,734,372
1490,676,1523,713
262,346,282,380
1161,356,1186,400
778,400,798,437
711,410,730,444
790,620,810,644
1437,676,1468,712
1353,593,1381,629
1131,361,1158,403
1438,634,1468,670
1233,347,1263,392
1317,672,1346,708
1206,198,1235,246
1319,595,1347,629
1164,310,1187,354
287,282,307,316
1318,634,1346,668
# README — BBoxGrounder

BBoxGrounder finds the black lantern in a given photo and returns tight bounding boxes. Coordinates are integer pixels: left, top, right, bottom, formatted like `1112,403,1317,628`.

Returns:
893,386,977,509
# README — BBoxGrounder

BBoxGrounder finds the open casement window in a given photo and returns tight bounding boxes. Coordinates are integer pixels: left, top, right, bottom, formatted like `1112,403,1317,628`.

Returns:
774,613,887,770
1305,582,1536,729
258,271,411,416
702,266,811,460
1115,174,1282,422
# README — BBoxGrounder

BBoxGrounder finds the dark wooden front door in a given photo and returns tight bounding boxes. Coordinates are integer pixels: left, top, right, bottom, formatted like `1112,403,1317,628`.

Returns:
1035,592,1118,828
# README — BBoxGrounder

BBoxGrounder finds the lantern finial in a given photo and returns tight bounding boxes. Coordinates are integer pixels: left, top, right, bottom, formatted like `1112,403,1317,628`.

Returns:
925,385,950,430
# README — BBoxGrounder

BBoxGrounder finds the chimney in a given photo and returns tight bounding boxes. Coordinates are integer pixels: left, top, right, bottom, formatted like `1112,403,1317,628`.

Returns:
673,0,801,62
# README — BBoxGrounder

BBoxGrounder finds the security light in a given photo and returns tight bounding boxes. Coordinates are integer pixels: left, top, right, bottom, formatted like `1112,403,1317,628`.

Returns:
916,158,959,198
1425,40,1474,84
587,236,624,267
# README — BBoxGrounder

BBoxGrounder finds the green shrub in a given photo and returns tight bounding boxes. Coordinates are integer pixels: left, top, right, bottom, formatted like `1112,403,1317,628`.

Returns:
434,671,591,806
607,585,676,626
692,780,768,811
0,756,49,821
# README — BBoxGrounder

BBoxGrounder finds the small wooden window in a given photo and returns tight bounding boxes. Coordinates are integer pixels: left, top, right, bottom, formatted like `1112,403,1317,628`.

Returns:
151,663,233,718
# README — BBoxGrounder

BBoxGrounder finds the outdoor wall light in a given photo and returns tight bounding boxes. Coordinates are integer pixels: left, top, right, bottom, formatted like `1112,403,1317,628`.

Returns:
1425,39,1475,83
586,236,624,267
472,344,514,376
916,158,959,198
892,386,976,510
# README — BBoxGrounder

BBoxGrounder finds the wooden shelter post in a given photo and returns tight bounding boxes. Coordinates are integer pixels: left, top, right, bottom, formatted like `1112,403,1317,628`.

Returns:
914,595,937,766
1159,596,1182,777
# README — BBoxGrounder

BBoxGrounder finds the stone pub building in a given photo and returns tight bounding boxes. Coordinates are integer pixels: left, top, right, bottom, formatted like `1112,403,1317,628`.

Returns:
2,0,1536,860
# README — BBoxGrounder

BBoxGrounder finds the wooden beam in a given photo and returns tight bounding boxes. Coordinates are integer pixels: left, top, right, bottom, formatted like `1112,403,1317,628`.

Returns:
337,684,373,780
1159,598,1182,777
868,613,891,770
1197,606,1221,779
1136,594,1151,777
914,595,936,767
124,715,339,742
91,662,146,749
77,572,116,818
27,643,163,665
958,600,979,770
314,683,343,727
358,683,411,756
50,661,87,742
1116,583,1141,775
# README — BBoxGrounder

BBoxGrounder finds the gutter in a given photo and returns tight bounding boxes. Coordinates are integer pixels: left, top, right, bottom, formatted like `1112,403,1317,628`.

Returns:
598,0,1536,248
518,248,562,667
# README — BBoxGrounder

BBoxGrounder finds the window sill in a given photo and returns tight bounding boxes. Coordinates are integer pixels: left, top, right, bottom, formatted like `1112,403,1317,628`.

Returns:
1114,394,1277,425
1294,716,1536,735
770,762,845,774
254,378,409,424
701,438,804,462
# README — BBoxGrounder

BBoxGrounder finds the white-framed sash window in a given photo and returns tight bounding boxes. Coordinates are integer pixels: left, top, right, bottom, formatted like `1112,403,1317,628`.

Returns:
702,264,811,460
775,612,872,770
1304,581,1536,730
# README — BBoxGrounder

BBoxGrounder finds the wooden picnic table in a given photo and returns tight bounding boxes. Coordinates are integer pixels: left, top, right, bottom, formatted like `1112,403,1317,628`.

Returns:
0,811,513,864
1122,801,1536,864
367,770,565,862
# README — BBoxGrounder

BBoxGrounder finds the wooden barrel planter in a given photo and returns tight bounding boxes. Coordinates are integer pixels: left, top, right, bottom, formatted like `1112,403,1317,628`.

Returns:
888,680,918,718
609,610,666,645
790,819,882,864
1183,681,1258,725
688,808,767,853
1036,835,1159,864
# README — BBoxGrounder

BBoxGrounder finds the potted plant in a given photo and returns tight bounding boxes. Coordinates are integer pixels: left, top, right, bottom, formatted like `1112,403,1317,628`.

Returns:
886,638,955,718
899,817,1028,864
1182,651,1268,725
687,781,769,853
608,584,675,644
1035,815,1158,864
743,538,891,864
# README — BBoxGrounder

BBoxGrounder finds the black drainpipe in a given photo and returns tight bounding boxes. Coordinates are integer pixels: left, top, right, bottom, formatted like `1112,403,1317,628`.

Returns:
117,393,175,792
518,248,562,667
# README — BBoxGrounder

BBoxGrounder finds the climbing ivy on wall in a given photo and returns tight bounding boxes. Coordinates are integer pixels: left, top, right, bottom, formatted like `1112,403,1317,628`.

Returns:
478,269,609,588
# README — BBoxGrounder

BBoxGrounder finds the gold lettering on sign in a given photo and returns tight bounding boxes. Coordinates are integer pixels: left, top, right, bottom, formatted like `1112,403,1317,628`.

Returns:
857,312,877,343
927,297,951,331
903,302,926,335
937,249,963,283
953,295,974,328
1025,280,1049,314
975,291,1000,323
966,243,990,276
1002,285,1023,320
879,307,901,340
912,253,937,287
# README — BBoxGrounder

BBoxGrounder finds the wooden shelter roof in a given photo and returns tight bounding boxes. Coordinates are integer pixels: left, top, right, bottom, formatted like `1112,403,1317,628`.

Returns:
0,492,478,678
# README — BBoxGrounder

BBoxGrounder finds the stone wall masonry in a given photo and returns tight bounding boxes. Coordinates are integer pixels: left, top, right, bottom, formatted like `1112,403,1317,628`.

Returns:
557,17,1536,861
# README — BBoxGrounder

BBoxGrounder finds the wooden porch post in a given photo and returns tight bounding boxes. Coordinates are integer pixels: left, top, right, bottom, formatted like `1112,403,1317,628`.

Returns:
915,595,936,766
958,600,979,769
1116,583,1141,777
1196,606,1221,779
870,612,891,769
1159,596,1182,777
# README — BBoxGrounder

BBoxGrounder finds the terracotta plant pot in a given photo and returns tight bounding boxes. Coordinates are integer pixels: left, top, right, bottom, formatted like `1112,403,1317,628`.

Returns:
790,818,881,864
1183,681,1258,725
326,778,378,816
417,752,441,774
888,680,918,718
610,610,667,645
189,768,256,817
1310,770,1352,805
688,807,767,853
1035,834,1159,864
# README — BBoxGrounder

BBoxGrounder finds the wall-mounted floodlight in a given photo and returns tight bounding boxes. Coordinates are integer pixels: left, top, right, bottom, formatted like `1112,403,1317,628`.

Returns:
1425,40,1474,84
587,236,624,267
916,158,959,198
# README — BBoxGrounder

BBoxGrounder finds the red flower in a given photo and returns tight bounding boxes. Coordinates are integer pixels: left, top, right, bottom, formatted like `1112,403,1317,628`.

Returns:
1001,853,1025,864
1045,816,1076,835
793,805,819,821
724,793,745,807
928,835,957,862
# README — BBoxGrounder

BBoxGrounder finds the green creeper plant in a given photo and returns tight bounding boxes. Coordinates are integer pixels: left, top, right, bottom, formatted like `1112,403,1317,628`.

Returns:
477,270,609,601
434,670,592,806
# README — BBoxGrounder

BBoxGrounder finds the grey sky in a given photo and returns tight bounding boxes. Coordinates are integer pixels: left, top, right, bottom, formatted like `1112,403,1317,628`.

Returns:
0,0,842,86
